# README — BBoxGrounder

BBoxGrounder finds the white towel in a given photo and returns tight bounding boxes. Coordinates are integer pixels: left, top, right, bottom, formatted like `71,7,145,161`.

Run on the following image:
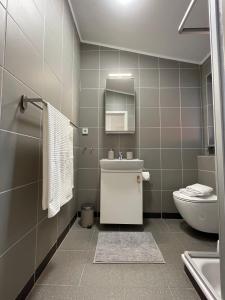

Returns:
42,103,74,218
186,183,213,196
179,188,204,197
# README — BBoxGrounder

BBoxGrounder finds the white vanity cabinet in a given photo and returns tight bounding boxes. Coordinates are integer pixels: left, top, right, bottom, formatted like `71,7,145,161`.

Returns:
100,159,143,224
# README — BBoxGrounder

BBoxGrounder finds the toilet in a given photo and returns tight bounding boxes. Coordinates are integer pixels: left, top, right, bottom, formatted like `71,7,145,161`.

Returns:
173,190,218,234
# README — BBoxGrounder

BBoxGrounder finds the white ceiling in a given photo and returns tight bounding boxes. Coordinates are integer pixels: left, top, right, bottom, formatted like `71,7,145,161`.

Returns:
69,0,210,64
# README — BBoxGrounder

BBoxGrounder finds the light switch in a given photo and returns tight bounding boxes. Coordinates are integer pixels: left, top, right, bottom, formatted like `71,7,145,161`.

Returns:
82,127,88,135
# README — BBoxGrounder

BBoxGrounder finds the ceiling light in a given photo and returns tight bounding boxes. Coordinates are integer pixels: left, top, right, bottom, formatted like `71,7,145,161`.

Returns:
118,0,132,5
108,73,133,77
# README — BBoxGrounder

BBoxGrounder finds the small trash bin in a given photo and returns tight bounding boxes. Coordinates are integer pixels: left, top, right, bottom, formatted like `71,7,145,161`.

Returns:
80,204,94,228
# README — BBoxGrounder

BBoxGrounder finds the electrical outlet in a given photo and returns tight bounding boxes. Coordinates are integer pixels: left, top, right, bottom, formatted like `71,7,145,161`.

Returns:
82,128,88,135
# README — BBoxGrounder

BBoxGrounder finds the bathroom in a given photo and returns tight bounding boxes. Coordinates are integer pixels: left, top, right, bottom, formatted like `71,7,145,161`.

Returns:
0,0,225,299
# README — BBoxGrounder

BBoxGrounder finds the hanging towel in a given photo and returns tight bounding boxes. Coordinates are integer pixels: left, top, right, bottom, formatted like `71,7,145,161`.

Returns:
42,103,74,218
186,183,213,196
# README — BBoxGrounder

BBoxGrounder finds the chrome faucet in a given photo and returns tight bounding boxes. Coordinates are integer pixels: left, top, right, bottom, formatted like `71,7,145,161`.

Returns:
118,151,123,160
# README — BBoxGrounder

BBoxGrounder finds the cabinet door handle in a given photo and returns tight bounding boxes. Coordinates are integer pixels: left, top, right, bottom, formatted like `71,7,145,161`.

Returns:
137,175,141,183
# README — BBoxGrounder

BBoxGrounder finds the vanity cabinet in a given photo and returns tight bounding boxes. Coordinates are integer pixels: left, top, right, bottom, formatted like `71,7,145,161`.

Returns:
100,170,143,224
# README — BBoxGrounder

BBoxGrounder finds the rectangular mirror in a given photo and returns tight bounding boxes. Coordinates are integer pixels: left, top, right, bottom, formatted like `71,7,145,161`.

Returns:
105,77,135,134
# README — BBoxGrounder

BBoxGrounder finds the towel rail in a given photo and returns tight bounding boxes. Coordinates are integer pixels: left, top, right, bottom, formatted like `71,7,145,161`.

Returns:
178,0,209,34
20,95,79,129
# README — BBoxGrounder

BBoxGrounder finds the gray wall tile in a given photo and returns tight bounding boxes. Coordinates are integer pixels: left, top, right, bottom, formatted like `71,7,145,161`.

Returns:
5,15,43,95
0,131,39,192
100,50,119,69
79,148,98,168
162,191,178,213
139,55,158,68
161,149,182,169
80,128,98,148
78,189,99,211
181,88,201,107
81,70,99,88
161,128,181,148
58,201,74,236
120,51,138,68
81,43,99,51
44,11,63,80
160,88,180,107
162,170,182,190
197,155,215,171
183,170,198,186
139,88,159,107
99,128,120,148
119,133,139,148
140,128,160,148
161,108,180,127
182,128,202,148
8,0,44,54
159,58,179,68
36,217,57,266
140,149,160,169
43,64,62,110
0,4,6,67
143,191,161,213
81,50,99,69
79,107,98,127
37,181,47,223
0,230,36,300
80,89,99,108
182,149,202,169
140,69,159,87
180,69,200,87
1,70,41,137
198,170,216,190
160,69,179,87
181,107,201,127
0,183,37,255
78,169,99,189
140,107,160,127
143,170,161,190
100,69,119,88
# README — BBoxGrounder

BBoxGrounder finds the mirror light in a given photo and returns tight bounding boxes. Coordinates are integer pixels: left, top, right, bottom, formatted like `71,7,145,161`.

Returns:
108,73,133,77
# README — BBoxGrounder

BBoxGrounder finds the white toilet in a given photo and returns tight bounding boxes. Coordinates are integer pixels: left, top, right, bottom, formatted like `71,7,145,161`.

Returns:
173,190,218,234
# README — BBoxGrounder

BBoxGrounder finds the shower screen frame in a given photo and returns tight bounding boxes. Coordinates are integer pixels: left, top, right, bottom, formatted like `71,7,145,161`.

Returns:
208,0,225,298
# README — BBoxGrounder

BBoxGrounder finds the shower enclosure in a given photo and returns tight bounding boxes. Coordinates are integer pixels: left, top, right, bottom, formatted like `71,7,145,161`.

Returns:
178,0,225,299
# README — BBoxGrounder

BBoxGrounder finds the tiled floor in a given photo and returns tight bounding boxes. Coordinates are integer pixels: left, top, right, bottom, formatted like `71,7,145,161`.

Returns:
28,218,218,300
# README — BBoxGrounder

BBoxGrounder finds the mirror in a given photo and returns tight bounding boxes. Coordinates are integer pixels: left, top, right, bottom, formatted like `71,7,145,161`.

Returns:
105,77,135,134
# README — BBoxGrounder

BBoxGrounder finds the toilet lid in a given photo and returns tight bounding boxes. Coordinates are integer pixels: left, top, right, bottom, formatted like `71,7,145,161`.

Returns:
173,191,217,203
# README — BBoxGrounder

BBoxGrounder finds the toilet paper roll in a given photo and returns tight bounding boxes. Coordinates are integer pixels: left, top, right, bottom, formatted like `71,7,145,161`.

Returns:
142,171,150,181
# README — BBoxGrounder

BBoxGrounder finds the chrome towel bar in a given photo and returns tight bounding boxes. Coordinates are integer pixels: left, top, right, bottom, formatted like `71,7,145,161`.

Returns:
20,95,79,129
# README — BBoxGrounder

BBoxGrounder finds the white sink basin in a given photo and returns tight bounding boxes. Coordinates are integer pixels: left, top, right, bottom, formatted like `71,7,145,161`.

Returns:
100,159,144,171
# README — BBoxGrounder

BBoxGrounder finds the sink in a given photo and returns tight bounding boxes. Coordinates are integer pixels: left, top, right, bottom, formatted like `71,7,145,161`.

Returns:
100,159,144,171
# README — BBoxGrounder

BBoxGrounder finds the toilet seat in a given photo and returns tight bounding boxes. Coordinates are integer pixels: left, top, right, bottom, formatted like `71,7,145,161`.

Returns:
173,191,217,203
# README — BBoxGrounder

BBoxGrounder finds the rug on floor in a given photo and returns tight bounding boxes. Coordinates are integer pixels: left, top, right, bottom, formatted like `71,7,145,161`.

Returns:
94,231,165,264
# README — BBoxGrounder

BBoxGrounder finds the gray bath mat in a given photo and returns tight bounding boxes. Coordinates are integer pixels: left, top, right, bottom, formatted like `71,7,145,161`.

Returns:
94,232,165,264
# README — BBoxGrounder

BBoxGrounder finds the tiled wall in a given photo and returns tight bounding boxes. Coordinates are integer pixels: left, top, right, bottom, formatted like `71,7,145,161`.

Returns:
0,1,80,299
79,43,202,215
201,57,214,152
197,156,216,191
